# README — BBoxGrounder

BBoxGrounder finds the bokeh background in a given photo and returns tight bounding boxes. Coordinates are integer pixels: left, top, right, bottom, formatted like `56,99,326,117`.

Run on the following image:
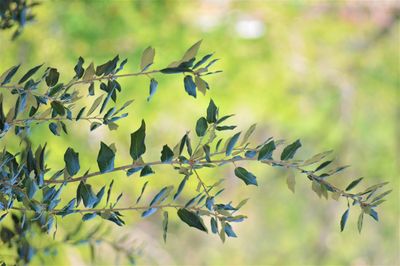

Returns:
0,0,399,265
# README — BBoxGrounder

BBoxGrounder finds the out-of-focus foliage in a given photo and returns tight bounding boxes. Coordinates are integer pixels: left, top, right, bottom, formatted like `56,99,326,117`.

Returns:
0,1,398,265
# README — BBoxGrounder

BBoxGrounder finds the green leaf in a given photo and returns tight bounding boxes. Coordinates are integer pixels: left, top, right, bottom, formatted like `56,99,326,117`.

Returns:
160,145,174,163
162,211,168,243
130,120,146,160
345,177,363,191
87,94,104,116
141,46,155,71
315,160,333,172
340,209,349,232
195,117,208,137
51,101,65,116
150,186,173,206
258,140,276,160
136,181,149,204
97,142,115,173
194,76,209,95
82,62,95,82
286,171,296,193
64,148,80,176
174,175,189,200
281,139,302,160
182,40,202,62
46,68,60,87
357,212,364,233
140,165,154,177
184,75,196,98
206,99,218,123
177,208,208,233
234,167,258,186
18,64,42,84
0,65,20,85
226,132,241,156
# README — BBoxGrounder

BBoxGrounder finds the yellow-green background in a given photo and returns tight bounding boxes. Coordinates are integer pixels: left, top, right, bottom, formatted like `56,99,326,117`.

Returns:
0,1,398,265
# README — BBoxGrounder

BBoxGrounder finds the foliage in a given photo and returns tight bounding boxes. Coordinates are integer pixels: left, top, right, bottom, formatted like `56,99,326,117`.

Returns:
0,0,38,40
0,40,391,265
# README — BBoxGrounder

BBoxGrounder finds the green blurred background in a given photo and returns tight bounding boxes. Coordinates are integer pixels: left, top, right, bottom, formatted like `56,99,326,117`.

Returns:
0,0,399,265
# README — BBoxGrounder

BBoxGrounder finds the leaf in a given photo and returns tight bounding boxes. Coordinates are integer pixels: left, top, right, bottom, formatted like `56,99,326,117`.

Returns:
78,182,98,208
195,117,208,137
147,78,158,101
87,94,104,116
182,40,202,62
162,211,168,243
51,101,65,116
280,140,302,160
210,217,218,234
357,212,364,233
315,160,333,172
149,186,173,206
140,165,154,177
19,64,42,84
368,208,379,221
160,145,174,163
141,46,155,71
194,76,209,95
177,208,208,233
184,75,196,98
0,65,20,85
45,68,60,87
97,142,115,173
226,132,241,156
174,175,189,200
64,148,80,176
206,99,218,123
224,223,237,238
258,140,276,160
286,170,296,193
130,120,146,160
136,181,149,204
234,167,258,186
126,167,143,176
345,177,363,191
49,122,60,136
82,62,95,82
142,208,157,218
193,53,213,69
340,209,349,232
74,57,85,79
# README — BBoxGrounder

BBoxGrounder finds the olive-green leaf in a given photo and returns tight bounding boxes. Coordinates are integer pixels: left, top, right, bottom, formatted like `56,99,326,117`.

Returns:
182,40,202,62
18,64,42,84
130,120,146,160
141,46,155,71
206,99,218,123
87,94,104,116
195,117,208,137
345,177,363,191
97,142,115,173
45,68,60,87
258,140,276,160
51,101,65,116
160,145,174,163
226,132,241,156
177,208,208,233
281,139,302,160
0,65,20,85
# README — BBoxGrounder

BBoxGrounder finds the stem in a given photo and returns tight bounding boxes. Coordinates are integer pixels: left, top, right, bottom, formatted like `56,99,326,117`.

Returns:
10,203,211,215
